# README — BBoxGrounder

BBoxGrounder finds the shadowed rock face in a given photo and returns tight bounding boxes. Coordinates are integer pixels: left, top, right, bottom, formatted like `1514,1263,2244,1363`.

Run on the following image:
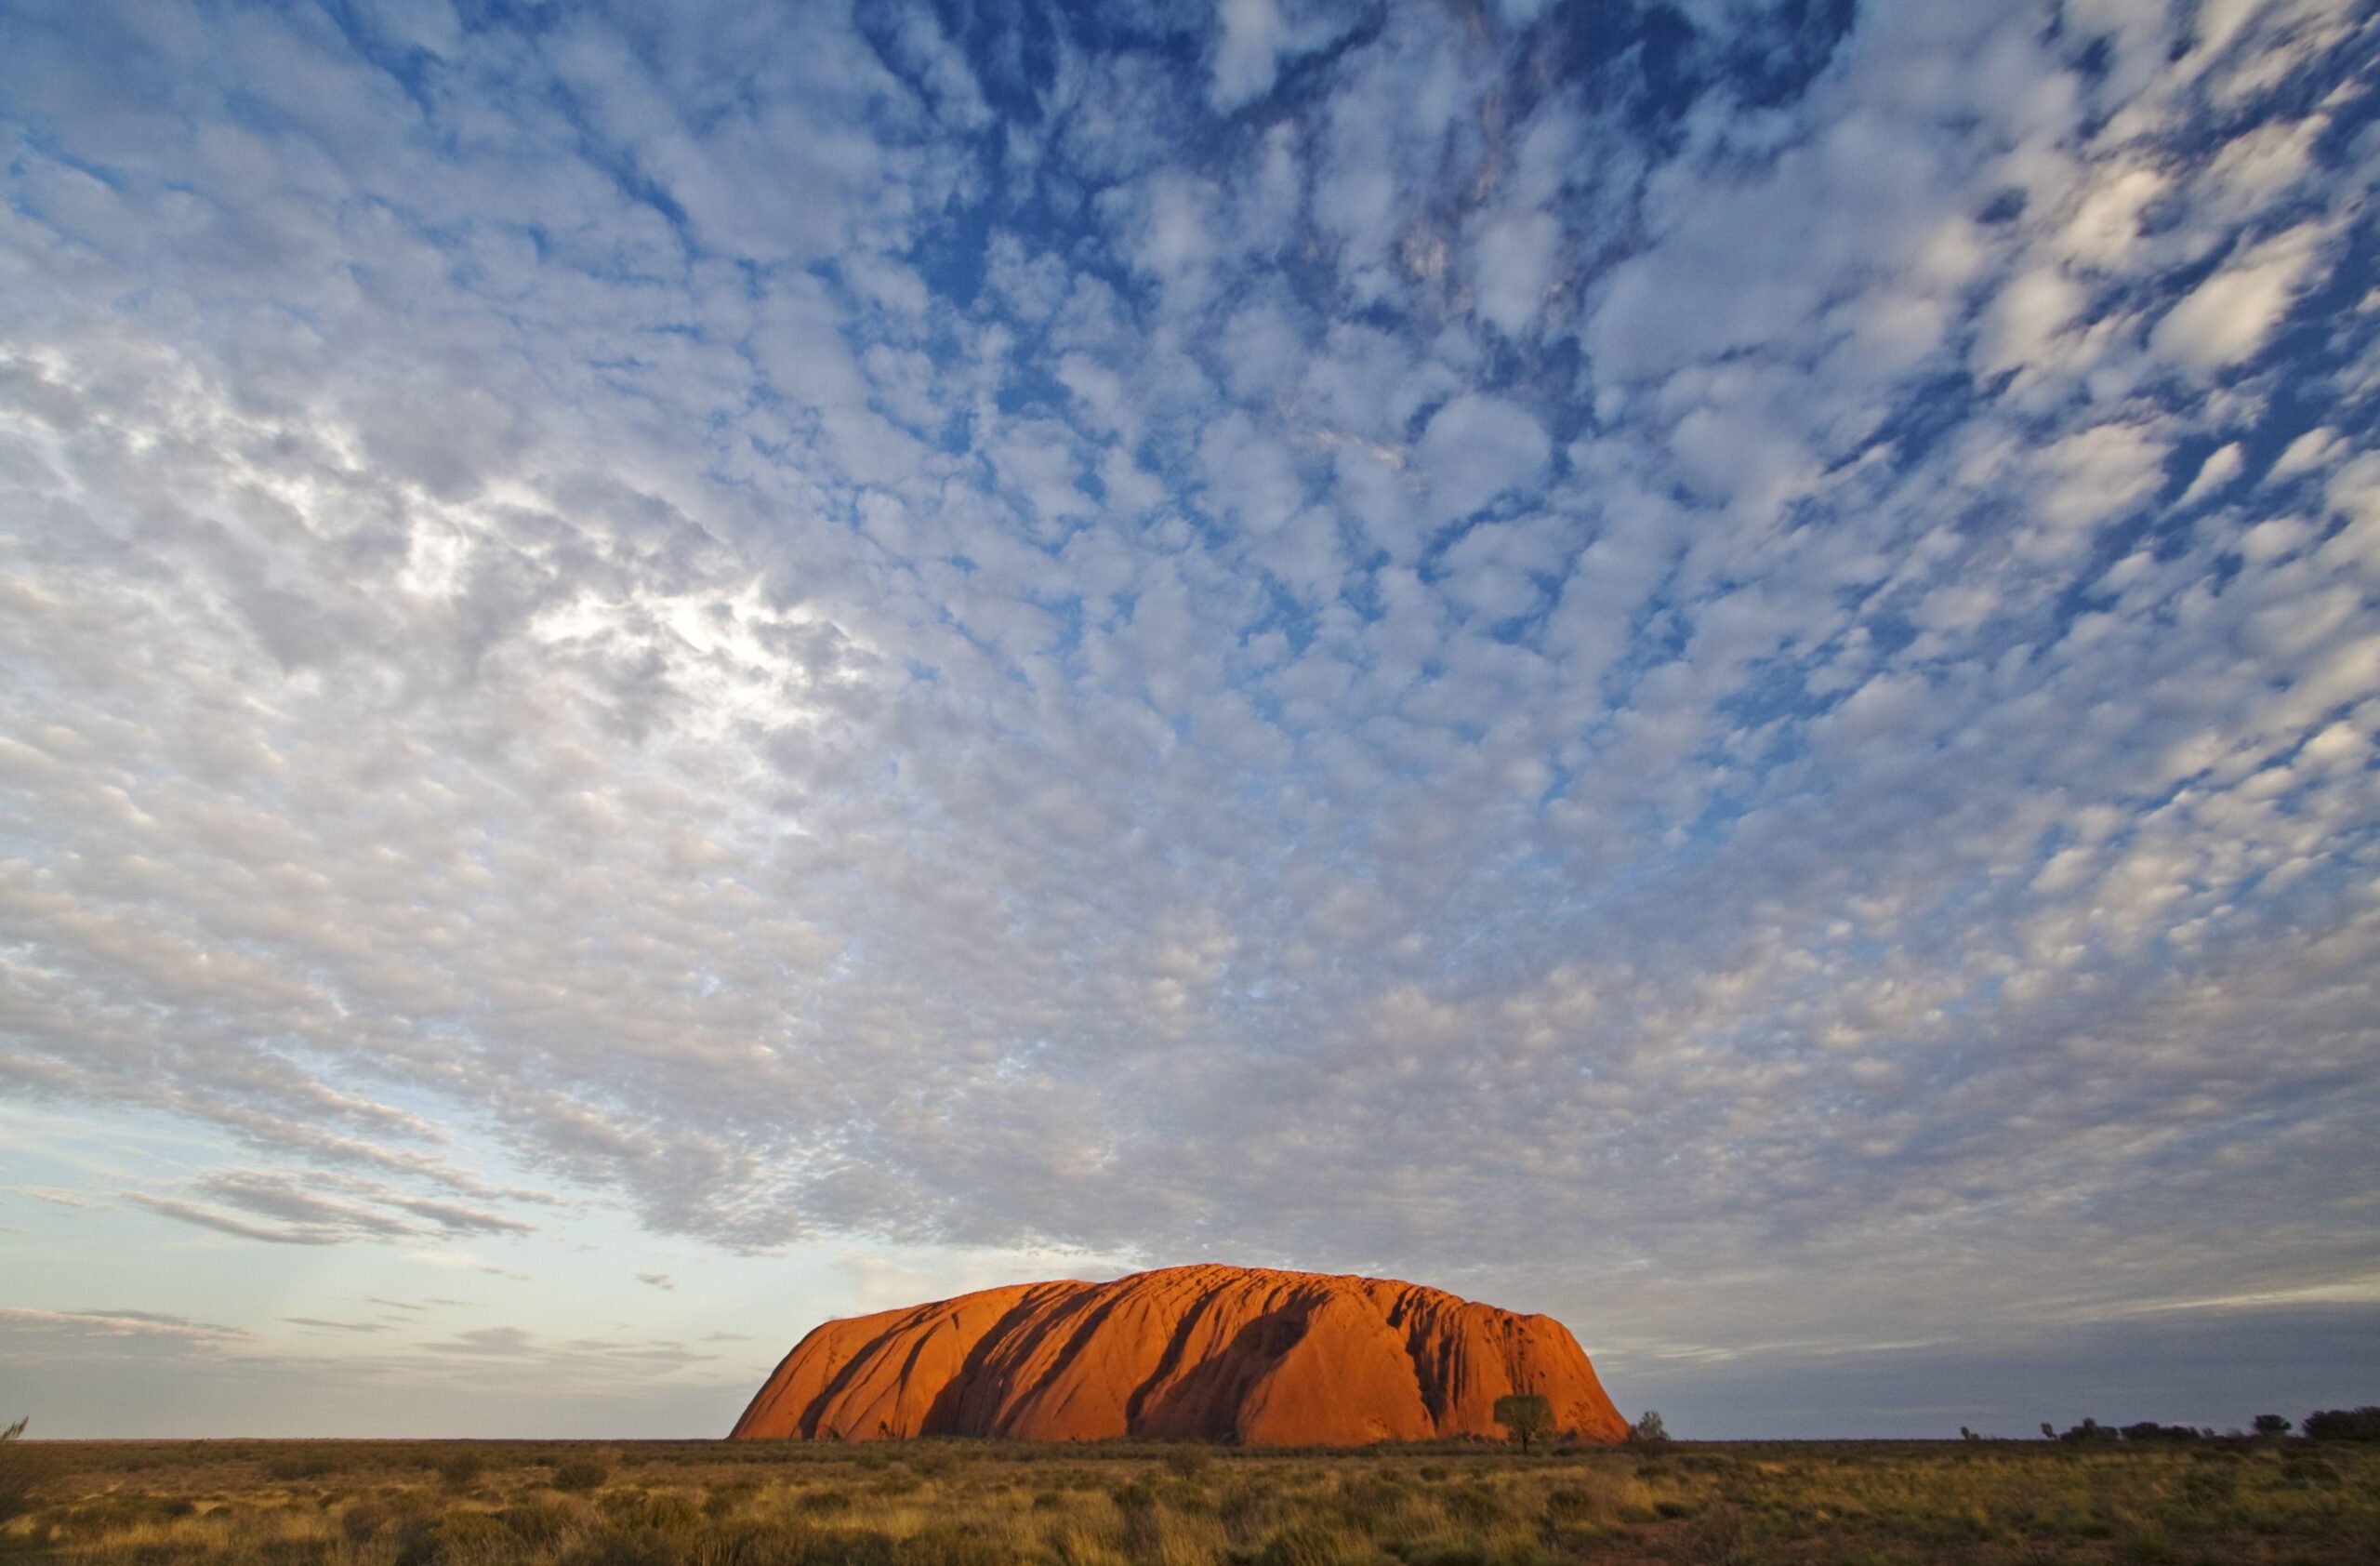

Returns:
729,1264,1628,1446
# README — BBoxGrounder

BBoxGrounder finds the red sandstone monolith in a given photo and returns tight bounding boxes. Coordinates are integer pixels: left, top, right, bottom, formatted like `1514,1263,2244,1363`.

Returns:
729,1263,1626,1446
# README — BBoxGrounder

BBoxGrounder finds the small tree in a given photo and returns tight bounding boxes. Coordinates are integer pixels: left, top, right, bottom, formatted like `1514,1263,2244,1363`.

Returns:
1629,1409,1669,1446
2253,1413,2292,1439
2041,1423,2056,1440
1492,1393,1554,1453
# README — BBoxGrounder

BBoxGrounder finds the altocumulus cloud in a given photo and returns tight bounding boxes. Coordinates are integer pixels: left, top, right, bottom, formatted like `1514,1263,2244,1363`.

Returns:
1,0,2377,1426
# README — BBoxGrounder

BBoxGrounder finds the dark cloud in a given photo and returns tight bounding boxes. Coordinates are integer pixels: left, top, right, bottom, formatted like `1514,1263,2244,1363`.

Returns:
283,1317,393,1334
0,1307,252,1352
120,1194,345,1247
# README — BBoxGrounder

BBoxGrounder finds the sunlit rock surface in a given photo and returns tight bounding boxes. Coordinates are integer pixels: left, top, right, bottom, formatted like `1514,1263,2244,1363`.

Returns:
731,1263,1627,1446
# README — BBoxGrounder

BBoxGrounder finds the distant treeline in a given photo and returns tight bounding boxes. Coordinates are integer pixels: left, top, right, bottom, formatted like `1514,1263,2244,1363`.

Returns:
2026,1408,2380,1442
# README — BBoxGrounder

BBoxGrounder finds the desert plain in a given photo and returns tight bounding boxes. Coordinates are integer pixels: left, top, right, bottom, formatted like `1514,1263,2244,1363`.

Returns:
7,1431,2380,1565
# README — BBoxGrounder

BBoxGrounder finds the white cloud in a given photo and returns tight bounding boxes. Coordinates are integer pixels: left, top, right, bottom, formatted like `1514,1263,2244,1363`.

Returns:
1977,266,2086,377
2151,224,2333,372
2268,426,2344,481
2177,442,2245,506
0,0,2375,1440
1210,0,1291,112
1473,210,1562,337
1418,394,1550,525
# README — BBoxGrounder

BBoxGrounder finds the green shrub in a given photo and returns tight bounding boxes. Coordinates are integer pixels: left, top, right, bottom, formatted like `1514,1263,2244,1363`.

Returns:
2180,1465,2240,1506
1542,1486,1596,1524
1167,1445,1214,1478
436,1451,486,1489
559,1527,681,1566
394,1510,513,1566
765,1526,1022,1566
1259,1518,1359,1566
341,1501,392,1543
2280,1454,2340,1488
2301,1407,2380,1441
1218,1479,1268,1520
503,1495,579,1545
2121,1524,2179,1563
600,1488,701,1531
1626,1410,1669,1447
1444,1483,1506,1528
553,1457,611,1492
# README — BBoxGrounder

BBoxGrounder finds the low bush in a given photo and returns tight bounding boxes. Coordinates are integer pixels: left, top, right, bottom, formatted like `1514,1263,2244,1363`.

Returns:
2280,1453,2341,1488
600,1487,701,1531
553,1456,611,1492
2302,1407,2380,1441
1543,1471,1657,1532
435,1451,486,1489
1166,1444,1214,1478
393,1510,512,1566
341,1500,392,1543
265,1453,342,1481
1443,1483,1506,1528
559,1527,681,1566
503,1494,580,1545
2179,1465,2239,1505
1259,1518,1360,1566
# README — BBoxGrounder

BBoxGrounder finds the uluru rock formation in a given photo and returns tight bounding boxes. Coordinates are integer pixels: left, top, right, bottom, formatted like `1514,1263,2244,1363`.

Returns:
730,1263,1627,1446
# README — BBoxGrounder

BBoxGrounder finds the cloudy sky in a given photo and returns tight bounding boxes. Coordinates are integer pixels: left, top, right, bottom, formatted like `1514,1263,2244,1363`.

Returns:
2,0,2376,1440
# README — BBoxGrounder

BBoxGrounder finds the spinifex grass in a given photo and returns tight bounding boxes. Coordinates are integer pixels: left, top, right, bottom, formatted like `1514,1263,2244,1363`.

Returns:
2,1437,2375,1563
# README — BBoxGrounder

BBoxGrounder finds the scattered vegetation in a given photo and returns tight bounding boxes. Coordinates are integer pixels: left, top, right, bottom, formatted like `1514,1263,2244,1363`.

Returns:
2302,1406,2380,1441
0,1431,2375,1563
